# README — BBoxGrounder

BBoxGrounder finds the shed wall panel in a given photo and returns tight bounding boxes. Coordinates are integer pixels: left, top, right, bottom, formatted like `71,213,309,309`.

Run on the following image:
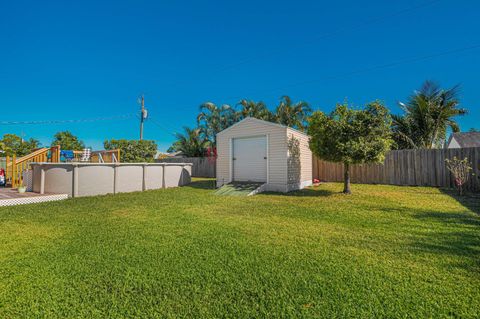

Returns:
287,128,313,191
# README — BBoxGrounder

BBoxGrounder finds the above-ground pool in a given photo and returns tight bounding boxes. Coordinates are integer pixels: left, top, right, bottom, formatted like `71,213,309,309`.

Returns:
30,163,192,197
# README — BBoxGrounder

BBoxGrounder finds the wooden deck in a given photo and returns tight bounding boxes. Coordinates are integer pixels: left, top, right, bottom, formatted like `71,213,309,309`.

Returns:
0,188,68,207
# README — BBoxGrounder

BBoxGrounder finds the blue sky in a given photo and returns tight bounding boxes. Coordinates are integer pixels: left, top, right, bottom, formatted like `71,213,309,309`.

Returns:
1,0,479,151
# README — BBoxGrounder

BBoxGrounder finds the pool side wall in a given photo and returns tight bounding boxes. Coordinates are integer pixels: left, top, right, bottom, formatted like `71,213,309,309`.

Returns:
31,163,192,197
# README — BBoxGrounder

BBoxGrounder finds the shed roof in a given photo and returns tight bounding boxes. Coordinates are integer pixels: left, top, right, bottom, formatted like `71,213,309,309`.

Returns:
448,132,480,148
216,117,309,137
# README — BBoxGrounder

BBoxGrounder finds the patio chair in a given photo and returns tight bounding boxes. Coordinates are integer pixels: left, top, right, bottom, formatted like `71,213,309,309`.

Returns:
80,148,91,162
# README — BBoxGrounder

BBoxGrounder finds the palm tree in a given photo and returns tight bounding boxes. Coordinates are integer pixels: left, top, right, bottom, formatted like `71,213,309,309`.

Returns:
236,99,273,121
197,102,236,145
274,96,312,131
169,127,209,157
391,114,418,149
392,81,467,149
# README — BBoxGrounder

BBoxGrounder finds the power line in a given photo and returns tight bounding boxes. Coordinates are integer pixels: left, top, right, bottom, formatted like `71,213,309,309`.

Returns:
0,114,135,126
164,0,442,88
218,42,480,101
163,42,480,110
148,119,178,136
214,0,443,73
149,118,179,134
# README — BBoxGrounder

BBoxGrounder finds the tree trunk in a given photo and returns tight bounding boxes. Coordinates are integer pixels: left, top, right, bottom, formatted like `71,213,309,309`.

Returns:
343,162,351,194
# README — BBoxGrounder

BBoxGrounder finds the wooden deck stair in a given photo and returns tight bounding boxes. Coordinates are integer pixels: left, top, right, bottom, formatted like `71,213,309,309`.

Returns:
5,146,56,188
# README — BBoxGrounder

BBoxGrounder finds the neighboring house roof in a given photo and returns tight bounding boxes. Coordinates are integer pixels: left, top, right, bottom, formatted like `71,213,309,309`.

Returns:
156,151,185,159
155,151,185,158
169,151,185,157
155,151,166,159
216,117,308,137
447,132,480,148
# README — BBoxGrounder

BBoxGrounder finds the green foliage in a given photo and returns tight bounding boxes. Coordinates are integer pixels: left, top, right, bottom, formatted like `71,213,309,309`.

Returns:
168,127,210,157
308,101,392,193
0,133,40,156
236,99,273,121
274,95,312,131
309,101,392,164
0,181,479,317
192,97,312,148
51,131,85,150
104,139,157,163
392,81,467,149
197,102,237,145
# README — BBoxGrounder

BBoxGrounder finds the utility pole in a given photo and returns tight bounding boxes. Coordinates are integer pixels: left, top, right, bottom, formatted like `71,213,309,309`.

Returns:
139,95,147,140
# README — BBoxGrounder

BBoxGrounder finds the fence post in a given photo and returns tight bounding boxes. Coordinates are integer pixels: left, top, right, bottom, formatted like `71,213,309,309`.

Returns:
12,155,17,188
73,164,79,198
39,165,45,194
6,155,10,186
113,164,119,194
142,164,147,191
162,164,166,188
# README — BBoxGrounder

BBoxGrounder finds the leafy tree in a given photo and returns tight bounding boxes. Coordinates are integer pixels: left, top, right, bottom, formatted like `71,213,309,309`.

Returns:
236,99,273,121
0,134,40,156
392,81,467,149
197,102,237,145
308,101,392,194
469,128,479,133
275,96,312,131
168,127,209,157
104,139,157,163
51,131,85,150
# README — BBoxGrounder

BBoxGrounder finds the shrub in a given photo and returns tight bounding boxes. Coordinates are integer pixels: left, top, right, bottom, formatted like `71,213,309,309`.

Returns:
445,156,473,195
104,139,157,163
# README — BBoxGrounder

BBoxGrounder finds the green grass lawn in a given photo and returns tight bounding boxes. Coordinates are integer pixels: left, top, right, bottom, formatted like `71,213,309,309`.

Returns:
0,180,479,318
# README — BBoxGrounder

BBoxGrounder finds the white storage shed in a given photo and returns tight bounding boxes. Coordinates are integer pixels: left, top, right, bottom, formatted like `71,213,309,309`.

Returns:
216,117,312,192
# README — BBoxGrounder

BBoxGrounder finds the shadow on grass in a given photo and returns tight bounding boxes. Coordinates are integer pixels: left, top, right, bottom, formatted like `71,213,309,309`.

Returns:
440,188,480,215
413,205,480,272
410,228,480,272
415,211,480,227
185,180,216,190
263,188,336,197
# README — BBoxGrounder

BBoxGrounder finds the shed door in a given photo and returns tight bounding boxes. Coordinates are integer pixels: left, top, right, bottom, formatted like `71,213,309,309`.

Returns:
233,136,267,182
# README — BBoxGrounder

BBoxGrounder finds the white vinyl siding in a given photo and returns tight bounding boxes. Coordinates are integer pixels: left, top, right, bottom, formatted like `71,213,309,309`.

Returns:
447,137,461,149
286,128,313,191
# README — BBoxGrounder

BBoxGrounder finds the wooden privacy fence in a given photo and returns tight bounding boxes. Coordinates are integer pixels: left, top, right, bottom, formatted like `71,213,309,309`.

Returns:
313,147,480,192
156,157,216,178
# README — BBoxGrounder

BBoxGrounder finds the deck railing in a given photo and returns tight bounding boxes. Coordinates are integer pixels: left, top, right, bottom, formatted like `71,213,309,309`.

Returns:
72,149,120,163
5,146,120,188
6,147,53,188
